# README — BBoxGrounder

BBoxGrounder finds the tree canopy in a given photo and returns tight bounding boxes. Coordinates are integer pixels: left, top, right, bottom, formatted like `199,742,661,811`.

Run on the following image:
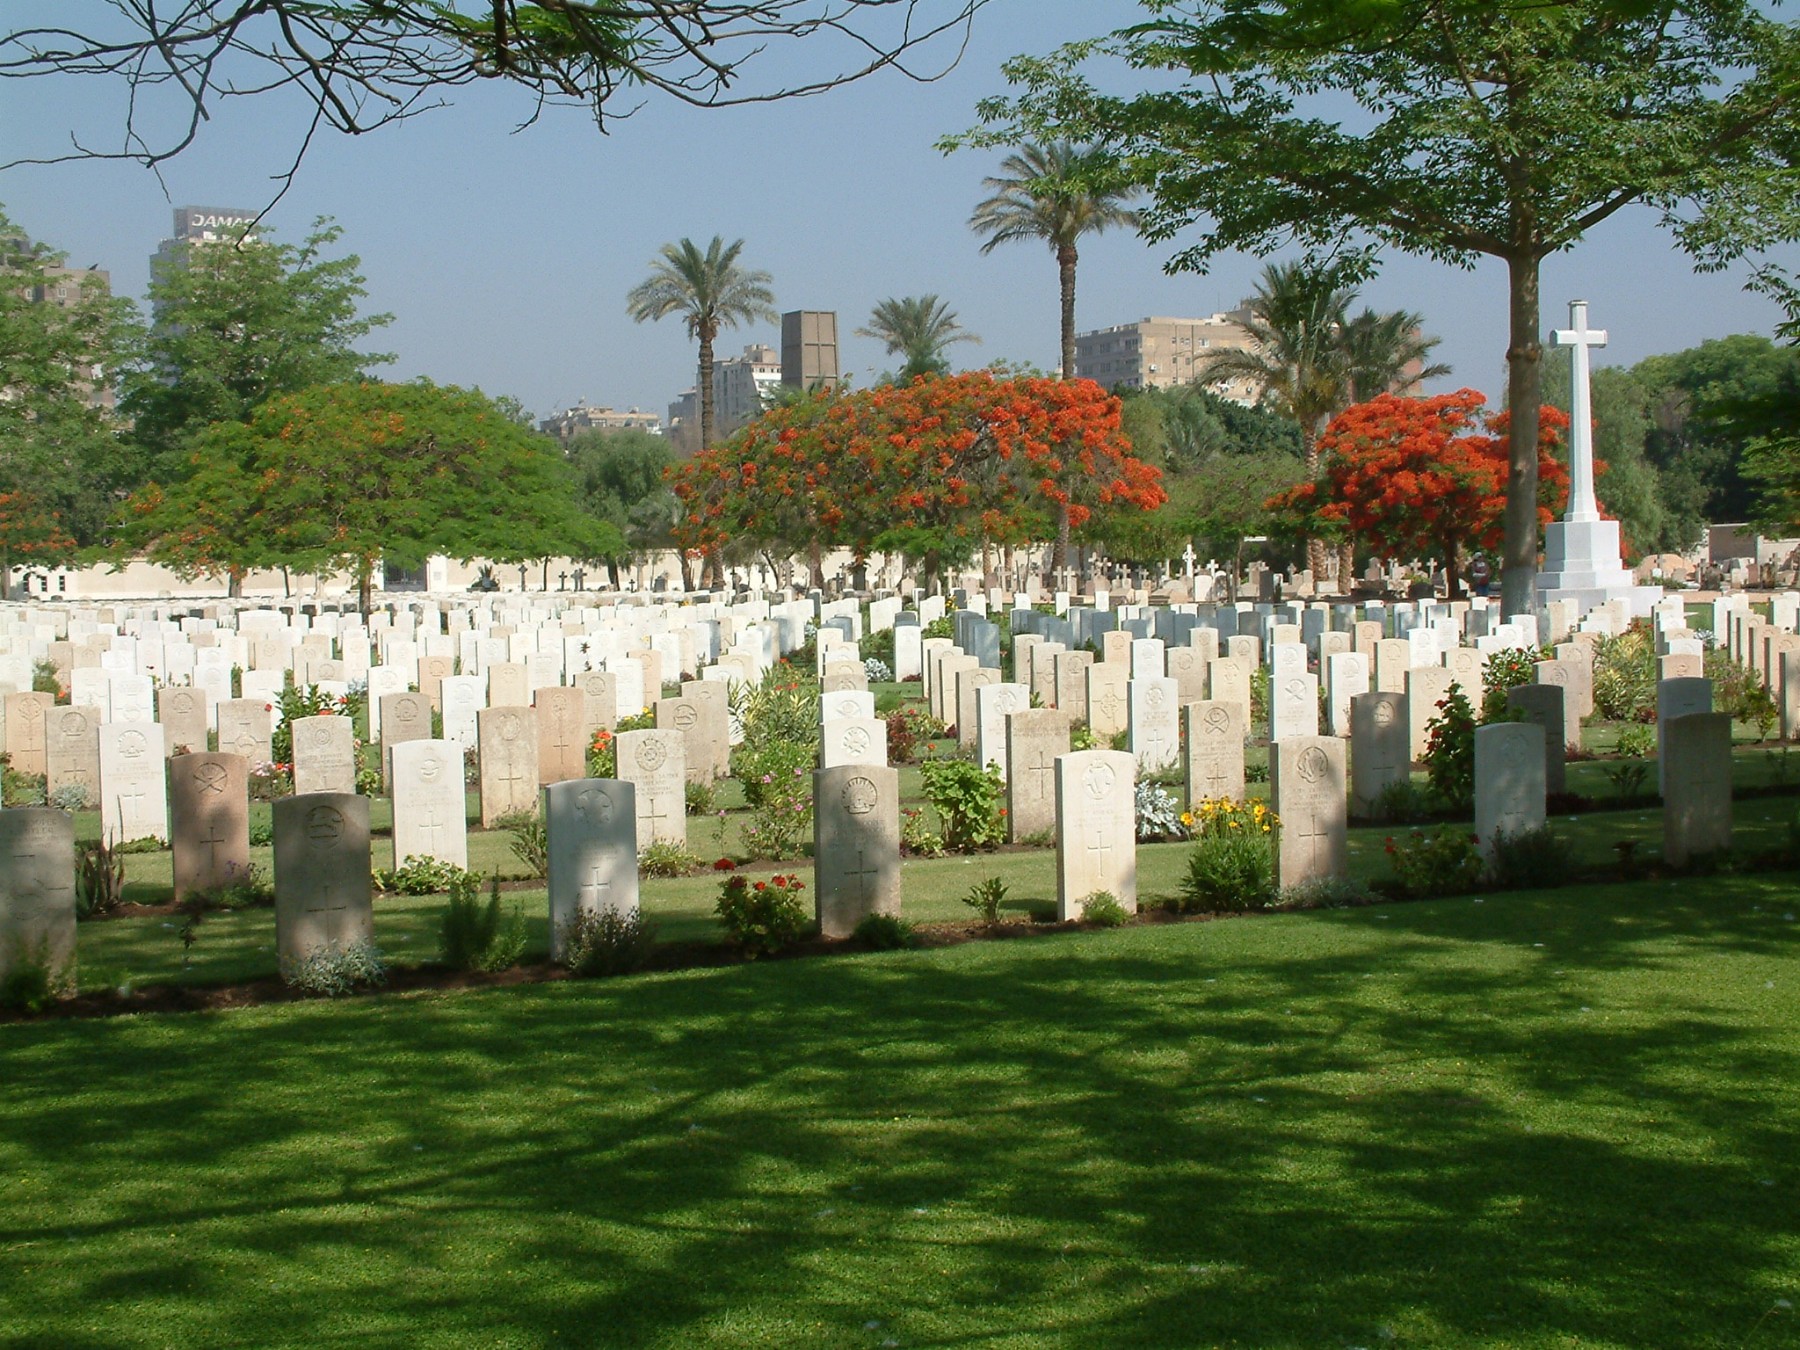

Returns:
669,371,1166,586
115,380,620,609
122,218,392,480
857,295,981,383
959,0,1800,611
1271,390,1570,596
0,204,137,555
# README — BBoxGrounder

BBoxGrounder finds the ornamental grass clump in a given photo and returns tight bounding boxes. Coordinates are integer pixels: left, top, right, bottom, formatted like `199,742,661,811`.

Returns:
1176,797,1277,913
439,873,527,973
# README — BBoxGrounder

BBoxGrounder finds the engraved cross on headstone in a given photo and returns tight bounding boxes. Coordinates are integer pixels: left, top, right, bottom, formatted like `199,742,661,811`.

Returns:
305,894,351,945
1294,807,1331,870
578,864,611,910
1024,750,1055,797
846,849,880,904
1087,825,1114,863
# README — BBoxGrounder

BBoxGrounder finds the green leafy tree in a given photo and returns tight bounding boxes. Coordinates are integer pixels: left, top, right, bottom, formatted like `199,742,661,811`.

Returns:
856,295,981,382
122,218,392,480
0,206,139,563
626,236,777,457
116,381,620,611
960,0,1800,613
566,428,679,583
1198,259,1447,576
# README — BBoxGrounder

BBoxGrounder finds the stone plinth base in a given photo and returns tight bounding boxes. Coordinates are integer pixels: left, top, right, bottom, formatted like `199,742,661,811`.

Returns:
1536,518,1665,619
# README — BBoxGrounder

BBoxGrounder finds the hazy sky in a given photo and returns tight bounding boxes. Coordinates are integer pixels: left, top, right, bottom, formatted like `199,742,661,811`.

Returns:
4,0,1795,423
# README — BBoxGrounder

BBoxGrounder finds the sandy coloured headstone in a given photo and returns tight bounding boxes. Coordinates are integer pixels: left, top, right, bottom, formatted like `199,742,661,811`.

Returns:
1052,648,1093,714
821,715,888,769
379,691,432,789
1473,723,1546,860
1182,701,1245,805
1208,656,1253,725
1271,737,1347,889
1271,671,1320,743
1656,676,1712,798
954,665,999,751
478,706,540,827
1506,685,1568,795
575,670,618,742
1128,676,1180,773
169,752,250,900
1327,651,1370,737
440,674,485,750
1166,646,1208,704
975,681,1029,776
45,706,102,803
390,739,468,869
1055,749,1137,919
683,680,733,780
217,698,275,766
1350,692,1410,816
546,778,640,961
814,764,902,939
1663,712,1732,867
535,686,588,785
820,688,876,725
1404,666,1453,762
654,694,713,785
274,792,374,969
1086,663,1129,740
99,723,168,844
1374,639,1411,694
156,686,210,758
419,654,455,711
4,692,53,778
1006,708,1070,842
1531,660,1588,748
0,809,77,989
615,728,686,849
292,714,358,796
486,661,530,709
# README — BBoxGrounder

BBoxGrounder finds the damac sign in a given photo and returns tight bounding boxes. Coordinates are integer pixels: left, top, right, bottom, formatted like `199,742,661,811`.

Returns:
184,212,256,230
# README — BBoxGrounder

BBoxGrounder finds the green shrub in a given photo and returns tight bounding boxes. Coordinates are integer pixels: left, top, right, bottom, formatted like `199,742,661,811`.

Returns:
48,783,90,812
559,907,658,976
1482,645,1547,720
281,938,388,996
1250,666,1271,728
1592,627,1657,722
272,681,363,764
738,738,815,860
900,807,945,857
918,757,1005,852
1,755,45,807
961,875,1009,924
1279,876,1377,909
685,780,716,816
1070,723,1098,752
377,855,470,895
1489,825,1573,890
75,841,127,919
1706,649,1778,739
0,941,67,1012
1383,825,1486,898
920,616,954,641
1614,723,1656,757
853,912,916,950
1421,685,1478,813
31,659,60,696
248,817,274,847
1079,892,1130,927
497,810,548,878
587,728,616,778
715,872,810,957
1135,782,1188,841
439,872,527,973
639,838,704,877
732,664,822,755
1177,798,1277,912
1371,777,1439,823
885,706,945,764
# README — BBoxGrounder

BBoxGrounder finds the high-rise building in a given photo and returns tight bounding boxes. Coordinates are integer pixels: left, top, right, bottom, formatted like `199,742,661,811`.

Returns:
1073,311,1263,402
712,343,784,437
149,206,258,302
781,310,839,391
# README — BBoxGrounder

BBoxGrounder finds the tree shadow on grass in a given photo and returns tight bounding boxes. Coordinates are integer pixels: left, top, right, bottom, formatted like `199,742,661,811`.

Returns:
1,877,1796,1347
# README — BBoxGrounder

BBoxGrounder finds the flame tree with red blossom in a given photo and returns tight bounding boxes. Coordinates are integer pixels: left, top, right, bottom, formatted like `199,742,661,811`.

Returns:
1269,390,1570,598
669,372,1165,589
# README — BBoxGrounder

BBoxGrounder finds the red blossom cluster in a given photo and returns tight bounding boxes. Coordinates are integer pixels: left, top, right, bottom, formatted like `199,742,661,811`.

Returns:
1269,390,1573,594
668,372,1165,563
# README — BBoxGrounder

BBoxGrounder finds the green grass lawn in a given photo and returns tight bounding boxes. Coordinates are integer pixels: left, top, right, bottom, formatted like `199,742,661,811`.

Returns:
3,876,1797,1347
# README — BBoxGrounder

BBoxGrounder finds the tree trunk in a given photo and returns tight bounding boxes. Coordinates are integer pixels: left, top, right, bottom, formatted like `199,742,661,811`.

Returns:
357,559,373,616
1338,538,1355,595
697,322,718,455
1301,427,1329,579
227,567,244,600
1057,243,1079,380
1501,250,1544,617
0,552,10,601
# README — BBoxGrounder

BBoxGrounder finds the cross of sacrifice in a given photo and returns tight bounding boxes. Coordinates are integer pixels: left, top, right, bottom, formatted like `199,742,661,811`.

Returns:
1552,299,1608,525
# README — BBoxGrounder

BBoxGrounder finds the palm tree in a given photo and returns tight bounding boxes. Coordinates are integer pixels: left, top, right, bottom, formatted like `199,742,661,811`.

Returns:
1199,259,1449,581
856,295,980,382
626,236,777,457
970,142,1138,577
969,141,1139,382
